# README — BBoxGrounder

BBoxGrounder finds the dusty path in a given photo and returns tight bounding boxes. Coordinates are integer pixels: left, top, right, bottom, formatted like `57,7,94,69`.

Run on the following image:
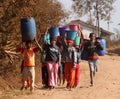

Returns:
1,54,120,99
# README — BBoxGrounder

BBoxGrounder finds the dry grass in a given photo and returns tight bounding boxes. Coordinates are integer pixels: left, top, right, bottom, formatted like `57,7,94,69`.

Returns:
107,46,120,56
0,90,33,99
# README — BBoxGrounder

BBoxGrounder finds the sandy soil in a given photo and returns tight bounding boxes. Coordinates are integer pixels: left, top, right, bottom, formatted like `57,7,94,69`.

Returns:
0,52,120,99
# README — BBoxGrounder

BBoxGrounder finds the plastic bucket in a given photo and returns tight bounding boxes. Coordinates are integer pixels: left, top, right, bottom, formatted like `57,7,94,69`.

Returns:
66,30,76,40
21,17,36,41
44,33,50,44
69,24,79,32
49,27,59,37
97,37,106,56
74,36,81,46
59,26,68,37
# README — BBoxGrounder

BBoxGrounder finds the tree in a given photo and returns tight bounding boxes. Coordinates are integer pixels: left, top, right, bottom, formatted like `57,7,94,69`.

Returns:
72,0,116,36
0,0,67,72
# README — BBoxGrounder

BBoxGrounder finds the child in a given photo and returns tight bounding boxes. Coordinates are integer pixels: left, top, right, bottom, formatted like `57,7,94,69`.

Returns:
40,47,49,88
64,40,77,90
84,33,103,86
20,60,30,89
40,26,50,88
17,40,39,91
43,37,61,89
74,46,82,88
56,36,67,86
74,25,84,87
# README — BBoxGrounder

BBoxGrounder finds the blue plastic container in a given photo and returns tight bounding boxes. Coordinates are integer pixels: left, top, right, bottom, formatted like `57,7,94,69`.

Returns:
59,26,68,37
21,17,36,41
97,37,106,56
49,27,59,37
66,30,77,40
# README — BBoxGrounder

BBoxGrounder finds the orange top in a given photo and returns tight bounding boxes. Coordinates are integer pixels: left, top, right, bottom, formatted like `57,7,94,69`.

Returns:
23,48,35,66
17,47,39,66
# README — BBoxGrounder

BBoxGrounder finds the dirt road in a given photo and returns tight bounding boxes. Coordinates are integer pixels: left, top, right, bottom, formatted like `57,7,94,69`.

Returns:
1,54,120,99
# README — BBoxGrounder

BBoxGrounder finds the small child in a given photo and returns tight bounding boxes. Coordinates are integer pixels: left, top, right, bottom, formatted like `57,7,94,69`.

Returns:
17,40,39,91
43,37,61,89
56,36,67,86
64,40,77,90
74,46,82,88
20,60,30,89
41,49,49,88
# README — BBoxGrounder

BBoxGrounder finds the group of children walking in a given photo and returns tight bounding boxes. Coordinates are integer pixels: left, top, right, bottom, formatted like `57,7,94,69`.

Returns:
16,25,103,91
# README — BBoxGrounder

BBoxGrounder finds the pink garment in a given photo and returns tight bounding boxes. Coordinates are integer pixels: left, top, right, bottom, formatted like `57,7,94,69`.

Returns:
46,62,58,87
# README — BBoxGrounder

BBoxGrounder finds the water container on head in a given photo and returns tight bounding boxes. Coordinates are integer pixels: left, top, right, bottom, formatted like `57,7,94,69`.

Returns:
66,30,77,40
44,33,50,44
74,36,81,46
21,17,36,41
59,26,68,37
49,27,59,38
69,24,79,32
97,37,106,56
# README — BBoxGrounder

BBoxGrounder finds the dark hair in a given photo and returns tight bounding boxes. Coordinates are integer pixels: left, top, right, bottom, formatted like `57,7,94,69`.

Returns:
50,37,57,41
89,33,95,38
25,41,32,45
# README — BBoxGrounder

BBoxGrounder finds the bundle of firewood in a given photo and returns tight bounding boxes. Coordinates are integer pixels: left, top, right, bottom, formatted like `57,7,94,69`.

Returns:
0,40,20,63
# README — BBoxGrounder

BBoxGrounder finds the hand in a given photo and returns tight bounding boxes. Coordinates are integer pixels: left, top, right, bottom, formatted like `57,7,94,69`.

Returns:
58,62,61,66
45,26,50,34
96,39,101,44
78,24,80,29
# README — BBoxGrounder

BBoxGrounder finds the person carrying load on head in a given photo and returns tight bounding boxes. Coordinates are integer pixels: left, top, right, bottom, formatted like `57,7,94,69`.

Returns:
43,36,61,89
16,39,40,91
64,39,77,91
71,24,84,88
40,26,50,88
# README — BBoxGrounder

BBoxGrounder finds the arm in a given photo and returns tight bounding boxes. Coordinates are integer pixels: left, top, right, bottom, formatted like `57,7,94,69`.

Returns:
57,48,62,66
16,42,24,53
34,38,44,53
96,39,103,50
72,48,77,68
78,27,84,49
44,26,50,34
58,55,61,66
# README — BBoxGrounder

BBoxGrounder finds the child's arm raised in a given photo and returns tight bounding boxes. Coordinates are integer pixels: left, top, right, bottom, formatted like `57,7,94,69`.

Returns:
16,41,24,53
33,38,43,52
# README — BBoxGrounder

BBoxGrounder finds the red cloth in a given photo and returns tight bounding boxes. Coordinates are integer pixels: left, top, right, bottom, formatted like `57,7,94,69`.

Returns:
17,47,39,54
65,62,75,88
67,40,74,43
21,60,24,73
75,64,80,86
